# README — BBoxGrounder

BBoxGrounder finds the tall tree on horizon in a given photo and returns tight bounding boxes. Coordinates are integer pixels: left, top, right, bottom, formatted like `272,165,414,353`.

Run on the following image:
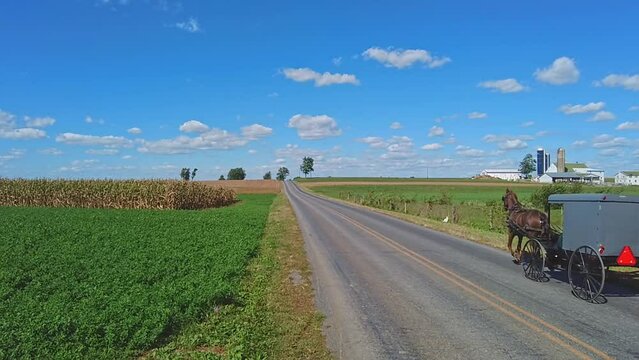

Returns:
300,157,314,178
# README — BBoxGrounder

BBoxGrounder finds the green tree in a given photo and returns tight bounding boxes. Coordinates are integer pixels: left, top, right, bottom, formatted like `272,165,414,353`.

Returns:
263,171,272,180
300,157,314,178
180,168,191,181
227,168,246,180
191,168,198,180
519,154,536,179
219,175,225,180
276,167,289,181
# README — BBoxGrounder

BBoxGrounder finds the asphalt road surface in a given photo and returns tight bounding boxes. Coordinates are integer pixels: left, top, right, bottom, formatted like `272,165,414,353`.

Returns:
285,181,639,360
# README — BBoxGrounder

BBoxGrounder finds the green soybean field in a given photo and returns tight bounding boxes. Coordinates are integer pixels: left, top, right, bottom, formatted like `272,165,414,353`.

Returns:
0,194,275,359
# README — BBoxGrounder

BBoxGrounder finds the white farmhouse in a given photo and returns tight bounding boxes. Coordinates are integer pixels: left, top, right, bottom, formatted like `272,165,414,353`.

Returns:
480,169,522,181
615,171,639,185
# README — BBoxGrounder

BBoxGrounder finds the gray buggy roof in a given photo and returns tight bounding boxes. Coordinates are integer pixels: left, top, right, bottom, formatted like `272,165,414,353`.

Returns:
548,193,639,204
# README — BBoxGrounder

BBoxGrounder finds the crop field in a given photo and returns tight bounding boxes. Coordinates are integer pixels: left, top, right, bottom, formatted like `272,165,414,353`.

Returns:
296,177,509,183
0,194,275,359
200,180,282,194
308,183,639,234
0,179,237,210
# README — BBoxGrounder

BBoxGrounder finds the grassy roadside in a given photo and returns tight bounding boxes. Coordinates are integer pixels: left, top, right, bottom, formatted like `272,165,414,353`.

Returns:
145,194,331,359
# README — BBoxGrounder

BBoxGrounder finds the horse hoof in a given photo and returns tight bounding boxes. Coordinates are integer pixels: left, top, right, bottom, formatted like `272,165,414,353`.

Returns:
512,258,520,265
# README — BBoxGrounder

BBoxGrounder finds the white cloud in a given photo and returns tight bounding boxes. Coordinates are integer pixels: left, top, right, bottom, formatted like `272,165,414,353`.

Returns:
179,120,209,133
138,129,249,154
422,143,443,151
534,57,580,85
288,114,342,140
127,127,142,135
629,106,639,111
122,155,133,160
56,133,133,147
248,149,257,154
85,149,119,155
0,148,25,165
468,112,487,119
589,111,616,122
456,145,486,157
283,68,359,87
478,78,525,93
592,134,629,148
275,158,286,164
521,121,535,128
559,102,605,115
381,136,415,160
85,116,104,125
241,123,273,140
428,125,445,137
572,140,587,148
39,147,63,155
175,18,201,33
332,57,342,66
389,121,402,130
362,47,450,69
597,74,639,91
499,139,528,150
267,92,279,98
24,116,55,128
599,148,623,157
0,128,46,140
616,121,639,131
357,136,387,148
0,109,47,140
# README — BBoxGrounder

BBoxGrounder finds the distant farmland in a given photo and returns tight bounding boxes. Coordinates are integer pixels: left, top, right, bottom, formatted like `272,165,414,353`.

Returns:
200,179,282,194
0,194,275,358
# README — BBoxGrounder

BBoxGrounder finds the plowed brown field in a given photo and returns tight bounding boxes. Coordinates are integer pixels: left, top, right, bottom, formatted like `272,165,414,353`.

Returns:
200,180,282,194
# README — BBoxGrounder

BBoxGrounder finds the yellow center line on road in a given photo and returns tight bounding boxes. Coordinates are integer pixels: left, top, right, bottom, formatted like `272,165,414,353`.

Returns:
331,210,611,360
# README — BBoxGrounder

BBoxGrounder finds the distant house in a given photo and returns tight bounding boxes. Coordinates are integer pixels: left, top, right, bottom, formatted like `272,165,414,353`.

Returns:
479,169,522,181
538,162,604,184
615,171,639,185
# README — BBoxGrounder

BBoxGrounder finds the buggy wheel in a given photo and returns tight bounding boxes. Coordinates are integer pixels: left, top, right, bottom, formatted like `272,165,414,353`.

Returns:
568,245,605,302
521,239,546,281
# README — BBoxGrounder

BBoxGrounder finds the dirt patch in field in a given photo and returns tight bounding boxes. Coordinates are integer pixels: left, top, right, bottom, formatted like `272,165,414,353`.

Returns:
200,180,282,194
301,181,541,188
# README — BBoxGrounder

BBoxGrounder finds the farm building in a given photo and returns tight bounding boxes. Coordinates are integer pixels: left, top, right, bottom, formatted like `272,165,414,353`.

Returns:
615,171,639,185
479,169,522,181
541,162,604,185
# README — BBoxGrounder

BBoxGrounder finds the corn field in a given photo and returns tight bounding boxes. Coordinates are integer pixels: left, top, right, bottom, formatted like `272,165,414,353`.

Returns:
0,179,237,210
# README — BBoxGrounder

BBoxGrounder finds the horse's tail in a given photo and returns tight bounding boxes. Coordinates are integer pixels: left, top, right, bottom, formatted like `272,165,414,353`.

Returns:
541,215,550,237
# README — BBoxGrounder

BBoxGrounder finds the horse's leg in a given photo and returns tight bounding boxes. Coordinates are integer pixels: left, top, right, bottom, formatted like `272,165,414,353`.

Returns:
515,235,523,261
507,231,515,258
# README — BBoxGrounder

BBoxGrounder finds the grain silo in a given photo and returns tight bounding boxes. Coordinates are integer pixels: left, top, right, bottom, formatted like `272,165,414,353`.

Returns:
557,148,566,173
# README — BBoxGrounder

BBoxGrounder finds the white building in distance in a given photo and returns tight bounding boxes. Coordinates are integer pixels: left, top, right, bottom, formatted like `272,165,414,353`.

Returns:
479,169,522,181
615,171,639,185
539,162,604,185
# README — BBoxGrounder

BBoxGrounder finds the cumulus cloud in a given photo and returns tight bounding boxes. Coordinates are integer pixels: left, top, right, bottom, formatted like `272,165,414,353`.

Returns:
390,121,402,130
589,111,616,122
499,139,528,150
39,147,63,155
521,121,535,128
0,109,47,140
478,78,525,93
456,145,485,157
85,149,119,155
597,74,639,91
56,133,133,147
288,114,342,140
572,140,588,148
616,121,639,131
421,143,443,151
599,148,623,157
241,123,273,140
332,57,342,66
283,68,359,87
138,129,248,154
362,47,450,69
534,57,580,85
592,134,629,148
179,120,209,133
428,125,445,137
127,127,142,135
468,112,487,119
483,134,532,150
357,136,387,148
85,116,104,125
381,136,415,160
175,18,201,33
0,148,25,165
559,102,605,115
24,116,55,128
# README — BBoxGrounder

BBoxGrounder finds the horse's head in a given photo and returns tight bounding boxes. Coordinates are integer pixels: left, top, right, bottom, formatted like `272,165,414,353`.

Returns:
502,188,519,212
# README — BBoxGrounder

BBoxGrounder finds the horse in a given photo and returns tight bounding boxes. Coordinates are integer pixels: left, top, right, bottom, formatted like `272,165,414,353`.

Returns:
502,188,549,263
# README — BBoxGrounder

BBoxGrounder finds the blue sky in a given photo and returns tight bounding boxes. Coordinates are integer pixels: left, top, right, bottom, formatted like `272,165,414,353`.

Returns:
1,0,638,179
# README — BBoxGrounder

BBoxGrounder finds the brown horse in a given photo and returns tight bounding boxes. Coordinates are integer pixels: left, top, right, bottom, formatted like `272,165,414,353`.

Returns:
502,188,549,263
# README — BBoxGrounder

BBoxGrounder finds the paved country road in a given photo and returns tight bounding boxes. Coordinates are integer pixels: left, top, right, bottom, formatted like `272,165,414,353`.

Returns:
285,181,639,360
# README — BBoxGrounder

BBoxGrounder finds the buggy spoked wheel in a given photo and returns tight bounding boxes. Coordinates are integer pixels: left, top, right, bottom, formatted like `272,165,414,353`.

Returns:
568,245,605,302
521,239,546,281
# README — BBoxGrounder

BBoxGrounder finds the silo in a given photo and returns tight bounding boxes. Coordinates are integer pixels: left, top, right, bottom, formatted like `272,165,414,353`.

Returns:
557,148,566,173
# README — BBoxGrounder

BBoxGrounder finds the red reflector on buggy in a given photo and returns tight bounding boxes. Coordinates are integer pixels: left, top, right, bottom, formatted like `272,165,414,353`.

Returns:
617,246,637,266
